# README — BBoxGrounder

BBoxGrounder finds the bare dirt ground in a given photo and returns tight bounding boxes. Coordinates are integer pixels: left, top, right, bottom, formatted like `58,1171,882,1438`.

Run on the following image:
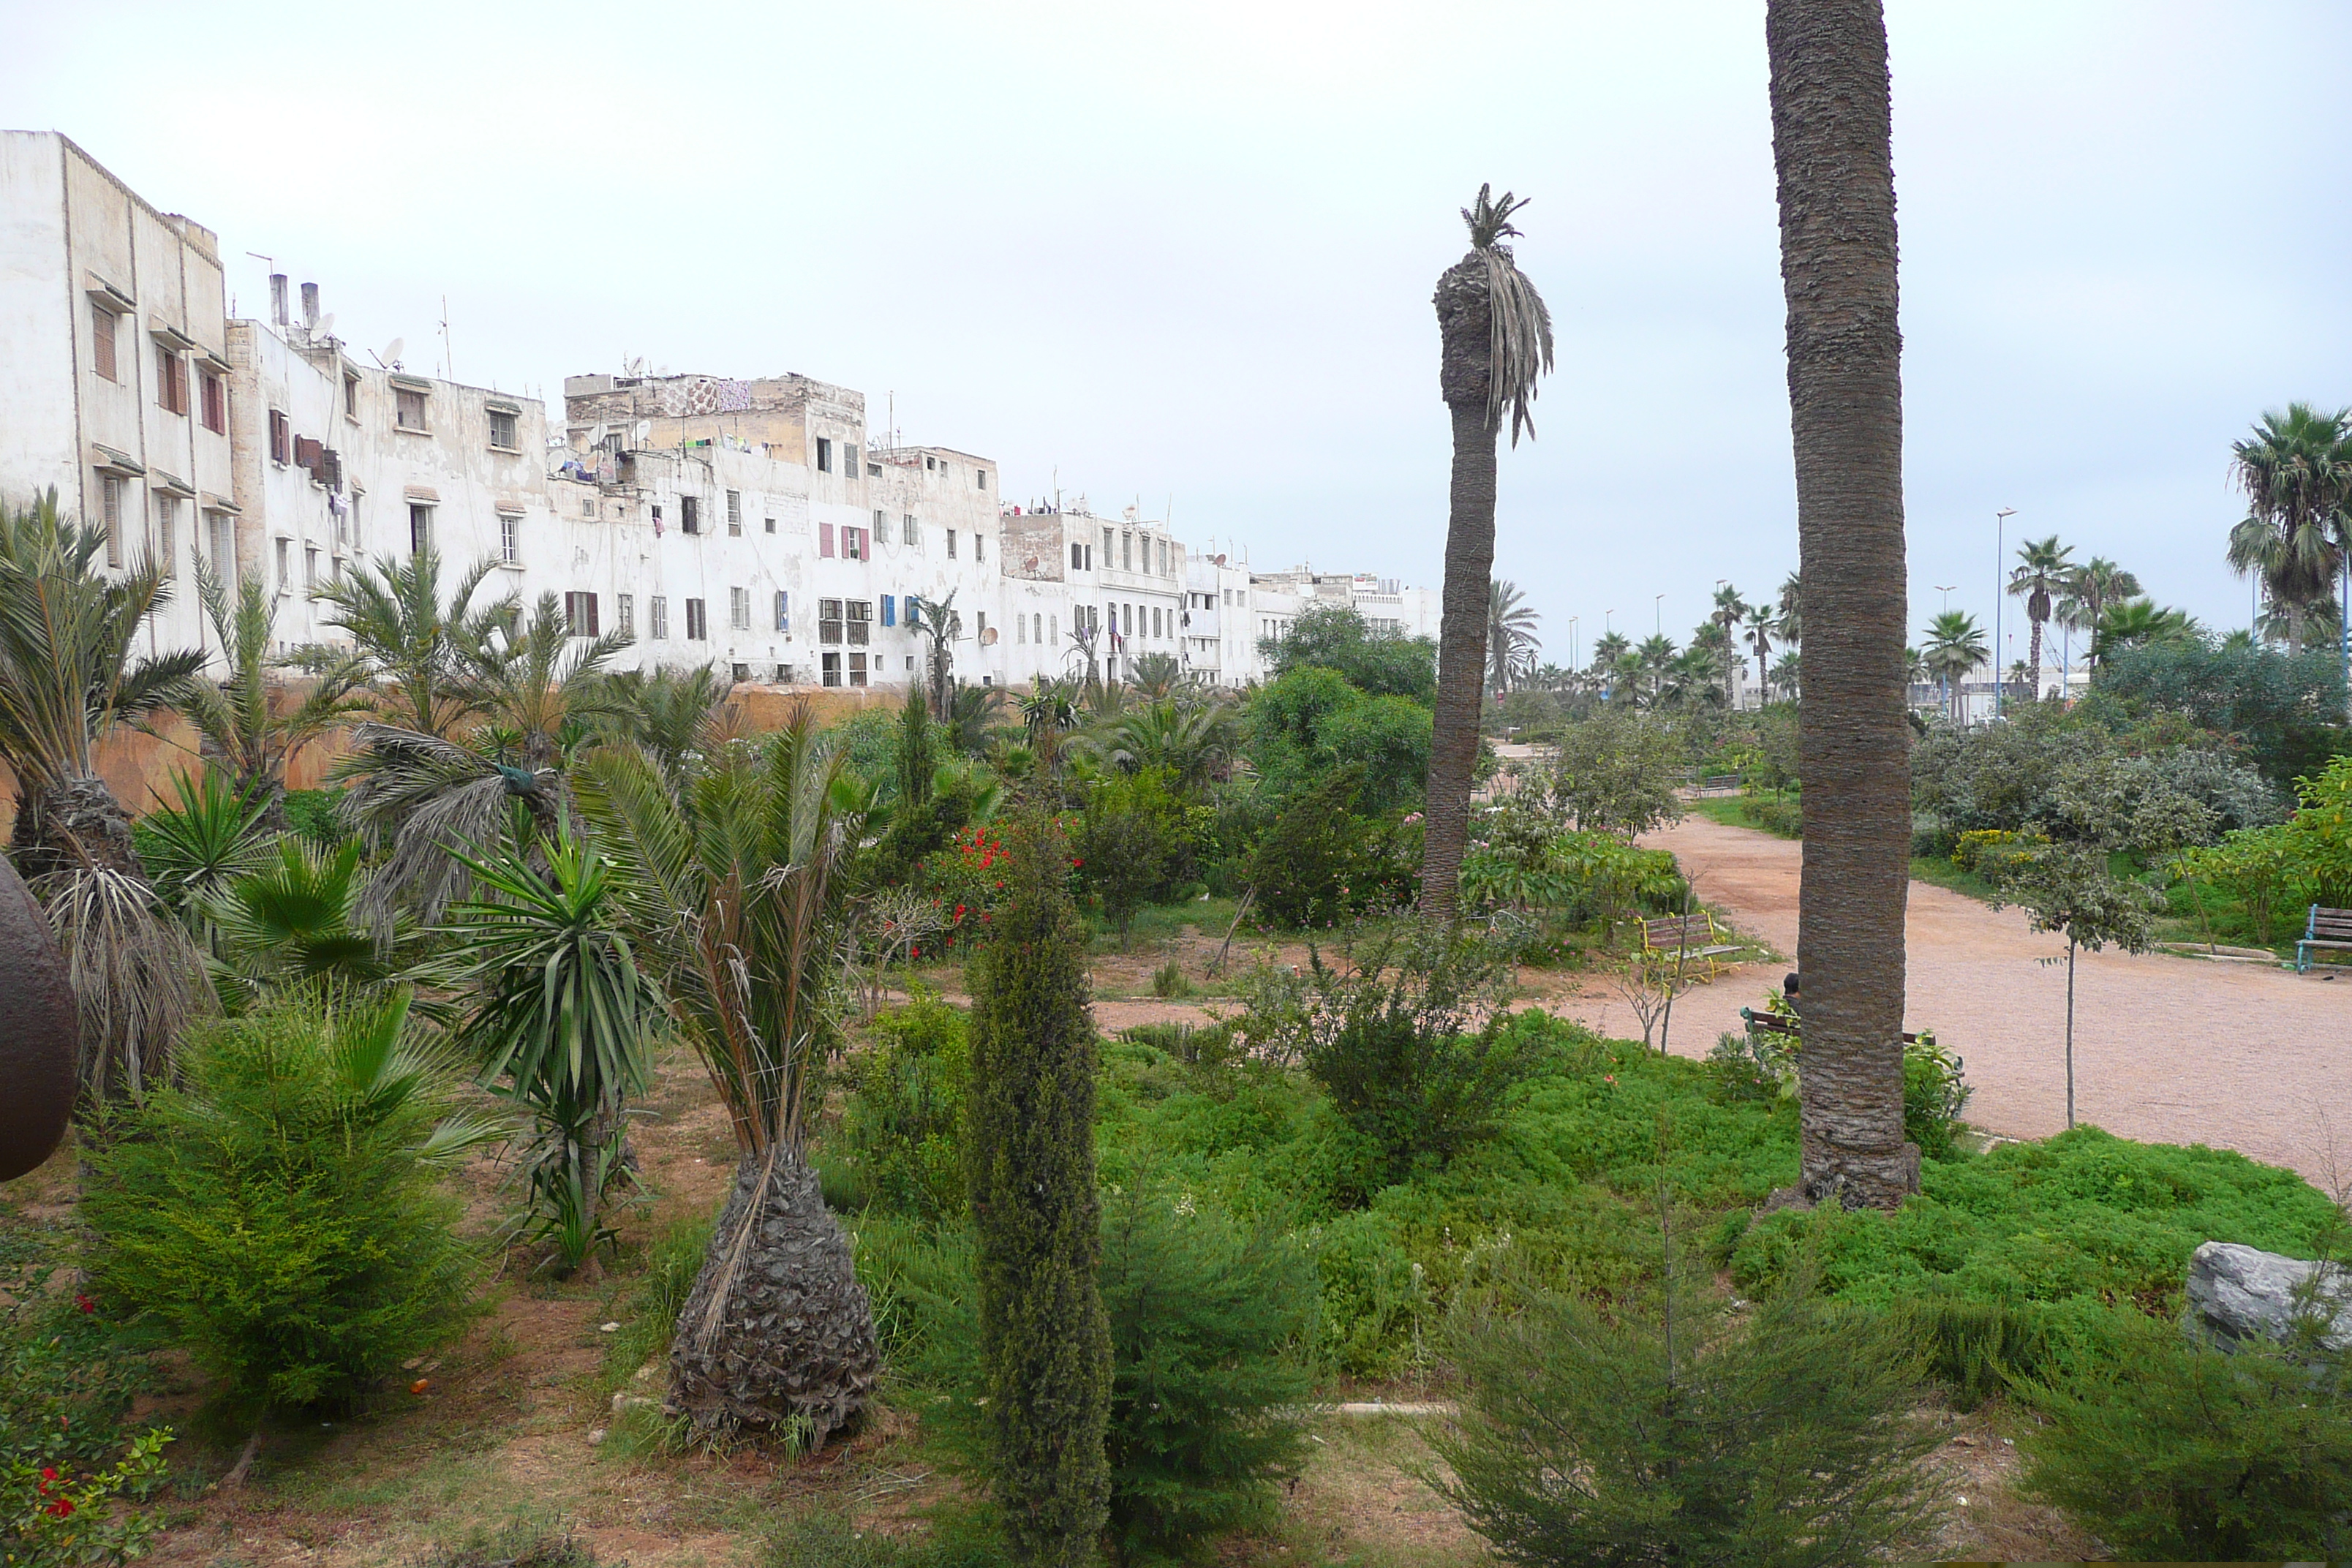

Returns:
1537,812,2352,1188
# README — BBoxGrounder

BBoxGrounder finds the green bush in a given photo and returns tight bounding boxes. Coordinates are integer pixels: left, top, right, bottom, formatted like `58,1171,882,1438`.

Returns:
80,990,486,1414
764,1512,998,1568
1436,1251,1944,1567
1077,766,1194,937
280,786,346,849
1097,1182,1316,1564
1738,792,1802,838
2019,1315,2352,1559
1243,767,1410,930
1900,1033,1971,1161
840,992,972,1222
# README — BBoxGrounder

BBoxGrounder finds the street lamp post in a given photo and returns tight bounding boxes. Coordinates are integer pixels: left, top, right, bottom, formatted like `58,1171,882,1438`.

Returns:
1654,594,1665,637
1994,508,2016,718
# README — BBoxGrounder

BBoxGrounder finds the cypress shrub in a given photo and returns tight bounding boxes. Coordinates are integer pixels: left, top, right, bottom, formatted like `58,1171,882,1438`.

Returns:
80,990,485,1415
965,812,1112,1567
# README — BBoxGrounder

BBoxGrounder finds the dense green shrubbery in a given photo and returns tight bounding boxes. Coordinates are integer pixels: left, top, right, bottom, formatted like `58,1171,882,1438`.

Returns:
80,991,487,1414
2019,1314,2352,1560
2094,635,2350,788
839,993,972,1223
1240,767,1414,929
1725,1126,2340,1392
1076,766,1200,935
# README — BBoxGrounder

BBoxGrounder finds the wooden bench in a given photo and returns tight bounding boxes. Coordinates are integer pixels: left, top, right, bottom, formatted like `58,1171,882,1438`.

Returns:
1740,1007,1926,1046
1694,773,1741,796
2298,905,2352,974
1633,912,1740,982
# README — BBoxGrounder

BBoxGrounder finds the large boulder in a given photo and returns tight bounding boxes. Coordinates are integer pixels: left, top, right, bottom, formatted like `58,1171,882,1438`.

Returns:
2186,1240,2352,1352
0,853,76,1182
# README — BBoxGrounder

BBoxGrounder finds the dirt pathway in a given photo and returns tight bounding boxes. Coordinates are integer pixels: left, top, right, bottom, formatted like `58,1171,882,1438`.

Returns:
1549,813,2352,1188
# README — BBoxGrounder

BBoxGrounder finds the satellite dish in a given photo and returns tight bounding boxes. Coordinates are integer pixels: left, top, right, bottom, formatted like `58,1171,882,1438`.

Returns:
979,627,998,647
382,337,405,369
316,312,336,339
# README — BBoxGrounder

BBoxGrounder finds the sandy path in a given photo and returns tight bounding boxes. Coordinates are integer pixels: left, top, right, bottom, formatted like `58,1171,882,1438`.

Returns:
1548,813,2352,1188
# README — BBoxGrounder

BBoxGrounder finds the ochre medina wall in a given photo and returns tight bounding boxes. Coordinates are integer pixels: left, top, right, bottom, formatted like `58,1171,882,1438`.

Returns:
0,681,903,839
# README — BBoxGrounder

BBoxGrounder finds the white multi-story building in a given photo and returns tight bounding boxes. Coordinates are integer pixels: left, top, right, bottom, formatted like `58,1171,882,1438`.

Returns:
1,134,1442,709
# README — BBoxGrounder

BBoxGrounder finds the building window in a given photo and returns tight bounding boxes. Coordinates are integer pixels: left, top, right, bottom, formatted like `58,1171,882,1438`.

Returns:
1102,526,1113,563
765,515,776,535
1049,614,1057,644
977,469,987,489
1153,606,1163,638
344,372,360,418
206,509,235,578
845,444,859,472
844,526,863,561
156,345,189,415
905,595,921,629
975,532,985,563
200,371,227,434
1122,532,1133,570
904,513,919,546
275,538,290,588
409,504,431,554
846,600,872,644
774,590,789,633
815,437,832,473
685,598,707,641
99,475,124,568
924,455,935,471
151,494,177,576
822,651,842,687
820,521,834,557
881,594,896,629
489,409,519,449
946,529,957,559
268,410,291,465
565,592,600,636
821,598,844,644
649,595,668,639
976,611,987,638
733,662,751,683
1016,613,1025,644
395,387,428,431
848,651,867,687
617,592,634,636
726,490,742,535
500,513,519,563
1071,542,1083,571
305,546,319,590
680,495,701,535
1159,538,1169,575
730,586,750,630
92,306,118,381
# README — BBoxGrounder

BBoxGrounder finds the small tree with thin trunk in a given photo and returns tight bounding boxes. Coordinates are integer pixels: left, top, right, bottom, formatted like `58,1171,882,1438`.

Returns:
1768,0,1919,1207
1421,186,1554,924
965,811,1112,1567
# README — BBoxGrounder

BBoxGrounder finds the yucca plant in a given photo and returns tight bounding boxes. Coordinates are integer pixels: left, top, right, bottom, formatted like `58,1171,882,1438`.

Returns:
140,768,280,958
440,827,663,1275
572,698,878,1444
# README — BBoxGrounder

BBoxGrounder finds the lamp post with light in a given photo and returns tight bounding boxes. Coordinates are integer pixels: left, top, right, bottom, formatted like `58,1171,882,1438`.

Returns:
1994,508,2016,718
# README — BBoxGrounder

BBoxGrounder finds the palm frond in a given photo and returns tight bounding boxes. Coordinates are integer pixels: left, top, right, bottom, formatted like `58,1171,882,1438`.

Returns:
31,863,210,1101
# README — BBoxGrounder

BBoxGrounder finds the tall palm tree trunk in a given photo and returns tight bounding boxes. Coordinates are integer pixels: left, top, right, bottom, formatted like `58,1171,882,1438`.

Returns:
1768,0,1918,1208
1421,265,1498,925
2026,617,2043,701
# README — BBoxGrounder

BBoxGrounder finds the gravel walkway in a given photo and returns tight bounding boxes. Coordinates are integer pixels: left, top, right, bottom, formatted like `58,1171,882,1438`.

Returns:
1561,813,2352,1188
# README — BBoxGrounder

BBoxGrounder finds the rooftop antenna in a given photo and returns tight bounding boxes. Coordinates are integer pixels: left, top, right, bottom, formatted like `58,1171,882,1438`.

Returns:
438,295,453,382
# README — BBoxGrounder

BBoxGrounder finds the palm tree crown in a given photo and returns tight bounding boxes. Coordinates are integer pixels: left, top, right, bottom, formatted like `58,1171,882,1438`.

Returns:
1921,610,1988,724
1486,578,1541,696
1459,186,1556,445
2227,404,2350,655
2007,535,2073,700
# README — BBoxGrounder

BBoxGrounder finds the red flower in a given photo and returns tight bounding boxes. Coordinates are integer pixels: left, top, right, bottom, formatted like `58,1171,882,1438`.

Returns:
910,946,920,958
73,1294,93,1313
979,854,993,868
1071,857,1084,867
981,912,992,921
954,904,968,918
40,1467,56,1482
48,1496,75,1518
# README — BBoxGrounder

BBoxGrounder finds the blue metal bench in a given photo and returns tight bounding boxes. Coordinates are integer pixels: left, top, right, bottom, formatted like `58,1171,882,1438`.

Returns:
2296,905,2352,974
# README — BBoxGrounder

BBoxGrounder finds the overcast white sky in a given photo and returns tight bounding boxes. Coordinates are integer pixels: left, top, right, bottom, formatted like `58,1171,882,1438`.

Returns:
11,1,2349,667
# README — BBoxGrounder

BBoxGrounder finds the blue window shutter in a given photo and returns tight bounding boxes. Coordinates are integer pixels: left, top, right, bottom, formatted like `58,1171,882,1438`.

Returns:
882,594,896,627
774,590,788,633
908,595,921,628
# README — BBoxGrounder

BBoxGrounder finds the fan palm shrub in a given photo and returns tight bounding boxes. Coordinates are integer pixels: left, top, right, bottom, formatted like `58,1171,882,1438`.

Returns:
1422,187,1554,922
140,766,279,958
441,828,662,1274
572,698,878,1444
211,837,402,1006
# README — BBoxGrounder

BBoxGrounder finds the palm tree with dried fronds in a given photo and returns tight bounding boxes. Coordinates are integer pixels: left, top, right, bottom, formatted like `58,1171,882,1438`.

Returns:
573,699,877,1444
1127,651,1185,701
1486,579,1542,698
1083,698,1241,794
2226,404,2350,656
2005,535,2073,701
1921,611,1987,725
178,559,369,829
1744,605,1776,703
1769,0,1917,1205
598,664,739,790
1421,184,1556,923
1710,584,1752,704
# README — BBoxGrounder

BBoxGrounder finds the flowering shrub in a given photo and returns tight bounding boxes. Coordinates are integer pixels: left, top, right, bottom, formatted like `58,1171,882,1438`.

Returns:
1952,827,2043,877
910,817,1074,957
4,1428,172,1565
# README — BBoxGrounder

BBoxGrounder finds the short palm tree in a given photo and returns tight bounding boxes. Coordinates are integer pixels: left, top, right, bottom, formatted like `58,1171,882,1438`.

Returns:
2006,535,2073,701
1636,634,1678,704
1127,651,1184,701
1422,185,1555,923
1020,676,1083,777
2092,598,2200,660
140,767,279,959
1921,611,1988,724
313,548,508,738
573,701,878,1443
208,837,401,1006
1588,630,1630,673
1486,579,1542,698
1085,698,1240,793
441,828,663,1275
465,592,634,771
2227,404,2350,656
598,664,738,790
0,491,206,879
0,491,208,1100
179,560,369,829
1774,570,1803,646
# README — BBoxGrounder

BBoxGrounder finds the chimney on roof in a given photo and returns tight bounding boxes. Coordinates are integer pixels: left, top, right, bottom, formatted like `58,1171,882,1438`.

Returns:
269,274,290,327
300,282,320,330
